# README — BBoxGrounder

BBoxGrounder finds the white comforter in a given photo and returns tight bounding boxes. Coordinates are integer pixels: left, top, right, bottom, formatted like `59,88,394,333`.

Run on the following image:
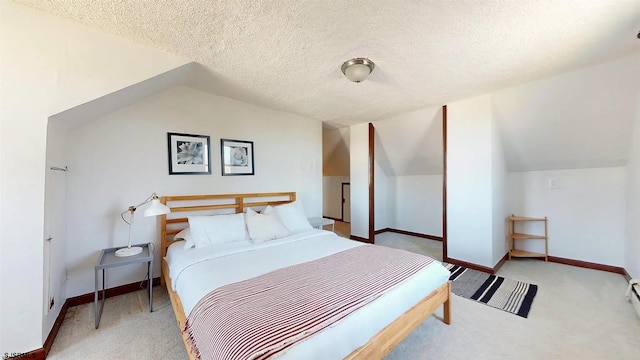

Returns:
166,229,449,359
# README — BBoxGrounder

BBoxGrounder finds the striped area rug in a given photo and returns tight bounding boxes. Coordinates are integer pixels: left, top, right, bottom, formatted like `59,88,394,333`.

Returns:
445,264,538,318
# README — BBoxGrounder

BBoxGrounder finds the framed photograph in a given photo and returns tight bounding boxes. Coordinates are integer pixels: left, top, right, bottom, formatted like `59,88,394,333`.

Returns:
221,138,254,176
167,132,211,175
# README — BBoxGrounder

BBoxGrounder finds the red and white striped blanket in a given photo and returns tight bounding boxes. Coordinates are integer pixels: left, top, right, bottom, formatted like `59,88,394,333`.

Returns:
183,244,435,360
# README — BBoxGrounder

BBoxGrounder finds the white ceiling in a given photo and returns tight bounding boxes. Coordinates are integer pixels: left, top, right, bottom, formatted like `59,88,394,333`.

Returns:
494,55,639,172
374,107,444,176
19,0,640,128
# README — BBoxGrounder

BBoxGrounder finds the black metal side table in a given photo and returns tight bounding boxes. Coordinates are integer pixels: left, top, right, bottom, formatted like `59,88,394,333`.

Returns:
94,243,153,328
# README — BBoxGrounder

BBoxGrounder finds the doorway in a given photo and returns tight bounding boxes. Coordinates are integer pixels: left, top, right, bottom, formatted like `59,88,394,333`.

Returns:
342,183,351,223
321,126,350,235
369,105,447,260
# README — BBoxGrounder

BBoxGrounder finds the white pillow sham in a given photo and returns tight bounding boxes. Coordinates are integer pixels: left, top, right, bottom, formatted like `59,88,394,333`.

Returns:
245,207,291,242
188,213,248,248
173,227,195,249
265,200,313,232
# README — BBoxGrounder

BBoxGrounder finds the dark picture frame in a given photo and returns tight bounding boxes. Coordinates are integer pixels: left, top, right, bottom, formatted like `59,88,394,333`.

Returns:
220,138,254,176
167,132,211,175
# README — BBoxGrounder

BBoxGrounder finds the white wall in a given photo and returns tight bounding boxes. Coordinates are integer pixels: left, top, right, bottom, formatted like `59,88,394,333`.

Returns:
374,160,390,231
447,95,496,267
507,167,626,266
350,123,370,239
0,2,188,354
322,176,350,220
393,175,443,236
625,87,640,278
491,116,508,264
63,86,322,296
42,119,68,339
494,53,639,271
494,55,639,172
372,106,444,236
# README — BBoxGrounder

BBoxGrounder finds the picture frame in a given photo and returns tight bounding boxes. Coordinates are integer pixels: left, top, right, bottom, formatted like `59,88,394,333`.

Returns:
167,132,211,175
220,138,254,176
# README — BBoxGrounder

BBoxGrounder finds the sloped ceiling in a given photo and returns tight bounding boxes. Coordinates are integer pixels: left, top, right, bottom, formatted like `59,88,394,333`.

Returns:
18,0,640,128
494,55,640,171
49,62,198,128
17,0,640,174
374,107,443,176
323,127,350,176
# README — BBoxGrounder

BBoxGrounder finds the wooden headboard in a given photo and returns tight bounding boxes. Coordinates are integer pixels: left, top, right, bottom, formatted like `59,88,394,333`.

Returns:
159,192,296,260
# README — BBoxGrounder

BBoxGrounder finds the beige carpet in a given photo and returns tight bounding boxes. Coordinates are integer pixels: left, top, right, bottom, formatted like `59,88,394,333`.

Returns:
49,231,640,359
375,231,443,261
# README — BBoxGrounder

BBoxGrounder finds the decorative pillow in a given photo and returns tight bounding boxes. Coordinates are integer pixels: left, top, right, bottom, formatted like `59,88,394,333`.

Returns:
173,227,195,249
188,213,248,248
245,208,291,242
267,200,313,232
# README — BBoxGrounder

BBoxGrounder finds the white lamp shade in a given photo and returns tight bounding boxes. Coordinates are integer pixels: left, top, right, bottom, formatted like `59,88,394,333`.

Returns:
144,198,171,217
344,64,372,82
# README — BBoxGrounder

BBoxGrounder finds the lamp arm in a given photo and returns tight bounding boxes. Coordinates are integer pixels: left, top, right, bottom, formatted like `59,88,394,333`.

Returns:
119,193,159,225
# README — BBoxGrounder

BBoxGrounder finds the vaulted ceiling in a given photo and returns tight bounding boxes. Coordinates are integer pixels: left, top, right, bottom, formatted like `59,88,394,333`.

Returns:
19,0,640,175
19,0,640,128
494,55,639,172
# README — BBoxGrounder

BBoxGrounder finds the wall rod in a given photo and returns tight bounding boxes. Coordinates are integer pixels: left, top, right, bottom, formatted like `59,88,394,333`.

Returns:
50,166,68,172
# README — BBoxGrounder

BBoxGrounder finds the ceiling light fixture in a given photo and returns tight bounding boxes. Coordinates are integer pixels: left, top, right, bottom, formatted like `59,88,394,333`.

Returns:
341,58,375,83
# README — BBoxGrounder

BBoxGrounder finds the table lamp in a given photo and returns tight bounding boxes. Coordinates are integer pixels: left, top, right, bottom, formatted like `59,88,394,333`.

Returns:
116,192,171,257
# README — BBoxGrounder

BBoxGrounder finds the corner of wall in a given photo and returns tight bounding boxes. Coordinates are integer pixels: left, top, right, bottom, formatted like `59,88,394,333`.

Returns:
349,123,370,238
491,106,508,265
625,81,640,278
446,95,494,267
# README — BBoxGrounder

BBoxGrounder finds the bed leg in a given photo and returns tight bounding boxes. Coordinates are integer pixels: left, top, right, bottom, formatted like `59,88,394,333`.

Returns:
443,281,451,325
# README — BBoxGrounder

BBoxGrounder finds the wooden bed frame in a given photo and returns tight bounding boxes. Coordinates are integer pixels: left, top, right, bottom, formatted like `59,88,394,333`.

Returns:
159,192,451,360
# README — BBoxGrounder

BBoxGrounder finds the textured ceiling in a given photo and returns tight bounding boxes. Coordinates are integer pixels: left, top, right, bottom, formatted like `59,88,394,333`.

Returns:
18,0,640,127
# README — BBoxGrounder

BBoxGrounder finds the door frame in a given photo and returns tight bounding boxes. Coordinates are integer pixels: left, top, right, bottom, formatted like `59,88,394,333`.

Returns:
368,106,448,255
341,182,350,223
368,123,375,243
442,105,448,261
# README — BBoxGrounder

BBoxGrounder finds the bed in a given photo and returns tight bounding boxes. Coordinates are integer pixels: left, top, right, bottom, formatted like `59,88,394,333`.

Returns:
159,192,451,360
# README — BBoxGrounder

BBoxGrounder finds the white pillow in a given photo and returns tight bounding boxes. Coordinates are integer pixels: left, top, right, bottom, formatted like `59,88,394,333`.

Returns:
188,213,248,248
245,208,291,242
267,200,313,232
173,227,195,249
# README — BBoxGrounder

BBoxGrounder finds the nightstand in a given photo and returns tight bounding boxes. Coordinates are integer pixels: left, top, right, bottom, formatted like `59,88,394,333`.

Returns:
308,217,335,231
94,243,153,329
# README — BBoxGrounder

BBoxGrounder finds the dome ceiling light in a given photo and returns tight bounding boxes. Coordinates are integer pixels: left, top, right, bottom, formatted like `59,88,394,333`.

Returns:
341,58,375,83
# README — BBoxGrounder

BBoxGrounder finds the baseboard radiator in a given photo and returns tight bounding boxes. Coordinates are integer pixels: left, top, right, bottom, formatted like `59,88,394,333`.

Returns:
626,279,640,319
